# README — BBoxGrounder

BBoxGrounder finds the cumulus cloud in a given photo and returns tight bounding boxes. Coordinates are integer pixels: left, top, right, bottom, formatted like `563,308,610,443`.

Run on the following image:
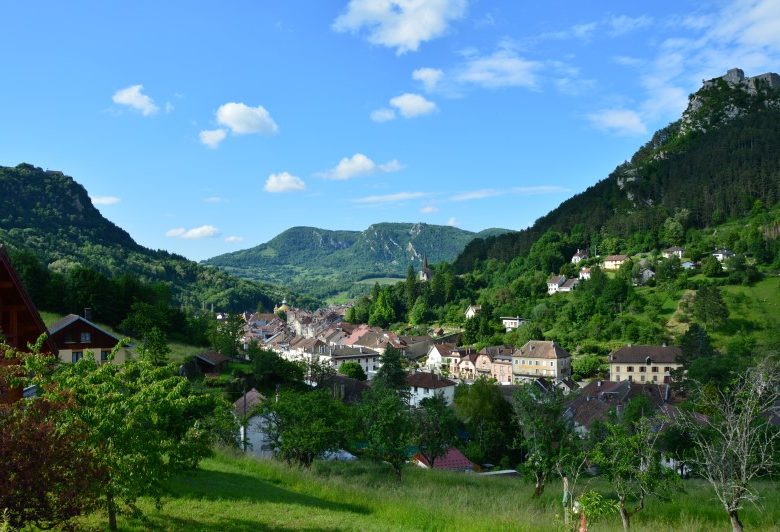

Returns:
318,153,403,180
413,67,444,91
165,225,220,239
353,192,427,204
389,93,438,117
112,84,159,116
264,172,306,193
199,129,227,149
457,46,541,89
370,108,396,122
91,196,120,206
420,204,439,214
217,102,278,135
586,109,648,136
332,0,468,55
224,236,244,243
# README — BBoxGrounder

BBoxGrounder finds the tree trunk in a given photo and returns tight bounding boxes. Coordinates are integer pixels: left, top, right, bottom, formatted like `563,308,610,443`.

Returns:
619,498,630,531
394,464,402,482
729,510,744,532
533,473,545,497
107,490,117,531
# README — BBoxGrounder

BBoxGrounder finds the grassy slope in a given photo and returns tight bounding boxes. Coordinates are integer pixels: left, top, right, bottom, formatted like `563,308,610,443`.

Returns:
38,311,203,364
79,451,780,531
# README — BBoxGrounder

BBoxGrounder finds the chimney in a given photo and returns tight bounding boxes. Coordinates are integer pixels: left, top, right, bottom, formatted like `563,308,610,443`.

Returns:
83,308,93,321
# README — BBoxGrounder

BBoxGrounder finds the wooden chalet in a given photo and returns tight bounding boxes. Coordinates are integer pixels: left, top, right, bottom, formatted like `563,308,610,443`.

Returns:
0,245,55,403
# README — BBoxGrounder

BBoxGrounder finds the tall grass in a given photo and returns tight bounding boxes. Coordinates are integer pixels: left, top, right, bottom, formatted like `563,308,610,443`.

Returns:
78,449,780,531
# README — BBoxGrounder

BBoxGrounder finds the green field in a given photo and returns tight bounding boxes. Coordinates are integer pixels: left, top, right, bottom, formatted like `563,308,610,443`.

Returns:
78,450,780,531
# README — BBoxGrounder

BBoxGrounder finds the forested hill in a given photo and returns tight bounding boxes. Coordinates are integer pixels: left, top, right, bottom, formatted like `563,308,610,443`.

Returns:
454,71,780,272
0,163,313,311
204,223,512,298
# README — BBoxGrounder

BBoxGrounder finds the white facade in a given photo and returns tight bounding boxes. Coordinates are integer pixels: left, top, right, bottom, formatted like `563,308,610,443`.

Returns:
408,384,455,407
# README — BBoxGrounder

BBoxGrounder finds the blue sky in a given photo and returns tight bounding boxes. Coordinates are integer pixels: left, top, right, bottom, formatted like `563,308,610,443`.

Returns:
2,1,780,261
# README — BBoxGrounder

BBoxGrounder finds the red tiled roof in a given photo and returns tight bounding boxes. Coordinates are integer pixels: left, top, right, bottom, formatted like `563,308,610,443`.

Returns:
414,447,475,471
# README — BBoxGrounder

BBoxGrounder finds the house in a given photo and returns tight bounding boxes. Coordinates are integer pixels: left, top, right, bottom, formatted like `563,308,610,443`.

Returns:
636,268,655,286
571,249,588,264
419,256,432,282
308,345,381,376
48,313,125,364
565,379,672,435
512,340,572,383
455,352,479,381
490,351,514,385
465,305,481,319
662,247,685,259
602,254,630,270
195,351,231,374
0,246,55,404
579,267,592,280
407,371,457,406
412,446,475,472
547,274,567,295
501,316,526,332
712,248,735,262
425,343,458,374
558,278,579,292
681,261,696,270
234,388,272,457
609,344,683,383
475,351,494,377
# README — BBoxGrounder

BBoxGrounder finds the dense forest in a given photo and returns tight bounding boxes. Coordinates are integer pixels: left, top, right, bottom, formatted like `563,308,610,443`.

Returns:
0,164,317,311
454,80,780,273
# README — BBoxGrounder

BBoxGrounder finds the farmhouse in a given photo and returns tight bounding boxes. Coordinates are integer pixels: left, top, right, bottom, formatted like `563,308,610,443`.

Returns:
48,313,125,364
571,249,588,264
407,371,456,406
662,246,685,259
602,254,630,270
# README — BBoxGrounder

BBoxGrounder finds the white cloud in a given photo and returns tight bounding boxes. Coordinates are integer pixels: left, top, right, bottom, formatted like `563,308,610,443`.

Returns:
216,102,278,135
446,216,458,227
318,153,403,180
370,108,396,122
112,84,159,116
353,192,427,204
332,0,468,55
608,15,653,36
224,236,244,243
165,102,175,113
264,172,306,193
587,109,648,136
456,47,541,89
204,196,224,203
412,67,444,91
420,205,439,213
165,225,220,239
614,55,643,66
91,196,120,206
450,189,502,201
199,128,227,149
389,93,438,117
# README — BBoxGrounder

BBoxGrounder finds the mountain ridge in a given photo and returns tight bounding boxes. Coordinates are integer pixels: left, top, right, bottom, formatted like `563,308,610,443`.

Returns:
204,223,514,298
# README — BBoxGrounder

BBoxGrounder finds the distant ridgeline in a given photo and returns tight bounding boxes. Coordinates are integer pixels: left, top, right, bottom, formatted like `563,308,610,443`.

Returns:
204,223,514,299
454,68,780,273
0,164,314,311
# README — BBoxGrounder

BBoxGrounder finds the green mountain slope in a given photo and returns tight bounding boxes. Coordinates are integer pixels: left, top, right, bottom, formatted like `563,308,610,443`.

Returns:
0,164,313,311
454,70,780,272
204,223,514,298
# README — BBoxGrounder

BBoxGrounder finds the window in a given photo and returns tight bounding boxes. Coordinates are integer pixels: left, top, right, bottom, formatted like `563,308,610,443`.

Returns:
101,350,110,363
640,375,646,382
627,366,634,372
64,334,74,344
664,367,672,373
80,332,91,343
639,367,646,373
615,366,620,372
71,351,83,363
652,367,659,373
652,376,658,382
